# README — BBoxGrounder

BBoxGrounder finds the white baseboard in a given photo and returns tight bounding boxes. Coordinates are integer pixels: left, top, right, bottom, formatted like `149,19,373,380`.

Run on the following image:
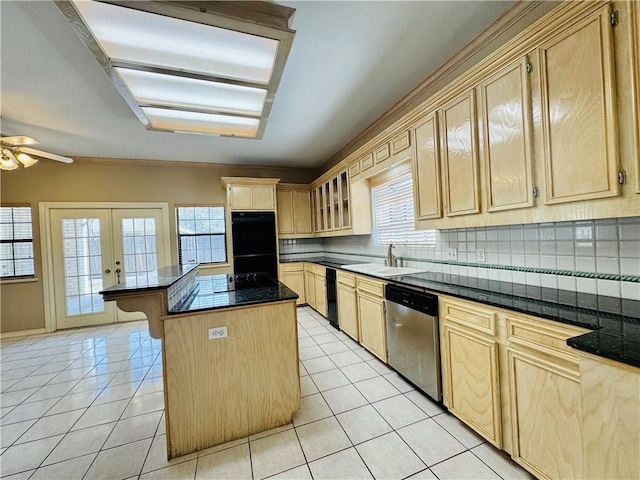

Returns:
0,328,47,340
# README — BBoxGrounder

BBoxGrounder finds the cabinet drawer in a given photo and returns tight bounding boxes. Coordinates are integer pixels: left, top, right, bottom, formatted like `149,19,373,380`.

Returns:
280,262,304,273
349,162,361,177
337,270,356,287
441,298,496,336
374,143,391,164
306,263,326,276
356,277,385,297
506,315,590,359
391,130,411,154
360,153,374,172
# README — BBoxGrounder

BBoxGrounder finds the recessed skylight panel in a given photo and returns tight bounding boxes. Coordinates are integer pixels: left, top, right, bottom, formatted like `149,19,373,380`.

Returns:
73,0,278,84
142,108,259,137
116,68,266,117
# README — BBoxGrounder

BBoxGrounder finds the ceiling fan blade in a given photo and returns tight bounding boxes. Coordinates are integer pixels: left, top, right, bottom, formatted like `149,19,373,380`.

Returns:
0,136,39,146
19,147,73,164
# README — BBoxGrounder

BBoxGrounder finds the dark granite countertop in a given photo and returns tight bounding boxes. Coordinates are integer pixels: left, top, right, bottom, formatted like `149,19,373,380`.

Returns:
283,256,640,368
169,274,298,314
100,264,198,294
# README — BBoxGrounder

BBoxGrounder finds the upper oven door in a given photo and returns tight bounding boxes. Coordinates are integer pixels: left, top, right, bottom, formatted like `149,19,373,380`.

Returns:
231,212,277,256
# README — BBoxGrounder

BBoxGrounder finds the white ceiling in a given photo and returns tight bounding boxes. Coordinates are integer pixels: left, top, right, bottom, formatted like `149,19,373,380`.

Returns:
1,1,515,169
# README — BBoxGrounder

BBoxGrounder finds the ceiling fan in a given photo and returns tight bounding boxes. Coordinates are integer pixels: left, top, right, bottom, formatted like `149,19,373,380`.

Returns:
1,135,73,170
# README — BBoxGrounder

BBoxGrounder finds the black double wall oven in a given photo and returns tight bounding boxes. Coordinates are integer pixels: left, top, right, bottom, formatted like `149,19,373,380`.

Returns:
231,212,278,280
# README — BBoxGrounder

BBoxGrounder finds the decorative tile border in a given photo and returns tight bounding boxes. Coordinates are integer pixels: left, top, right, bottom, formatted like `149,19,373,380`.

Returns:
280,250,640,283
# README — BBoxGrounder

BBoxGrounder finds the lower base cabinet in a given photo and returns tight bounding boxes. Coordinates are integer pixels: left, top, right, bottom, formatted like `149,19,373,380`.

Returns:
279,263,305,305
304,267,316,310
439,295,594,480
356,276,387,362
337,271,358,341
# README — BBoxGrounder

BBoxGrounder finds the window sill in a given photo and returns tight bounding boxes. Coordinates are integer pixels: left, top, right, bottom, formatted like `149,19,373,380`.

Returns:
1,277,39,285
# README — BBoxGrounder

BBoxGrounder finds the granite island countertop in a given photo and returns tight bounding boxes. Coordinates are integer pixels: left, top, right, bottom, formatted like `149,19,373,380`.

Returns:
282,256,640,368
169,274,298,314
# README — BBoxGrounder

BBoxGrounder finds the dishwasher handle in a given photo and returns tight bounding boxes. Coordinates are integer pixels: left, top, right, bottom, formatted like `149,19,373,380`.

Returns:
385,284,438,317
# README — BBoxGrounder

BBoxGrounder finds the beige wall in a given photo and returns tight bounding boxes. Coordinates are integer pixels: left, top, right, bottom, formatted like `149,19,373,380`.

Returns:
0,160,314,334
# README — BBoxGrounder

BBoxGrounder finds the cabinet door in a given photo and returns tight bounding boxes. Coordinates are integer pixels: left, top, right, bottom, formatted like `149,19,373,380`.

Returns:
442,325,502,447
252,186,275,210
357,292,386,362
508,348,583,479
440,90,481,216
538,5,619,204
481,58,534,212
631,1,640,194
276,190,294,235
229,185,253,210
337,284,358,341
339,171,351,229
305,271,316,309
282,270,305,305
314,274,327,317
293,190,313,235
412,111,443,220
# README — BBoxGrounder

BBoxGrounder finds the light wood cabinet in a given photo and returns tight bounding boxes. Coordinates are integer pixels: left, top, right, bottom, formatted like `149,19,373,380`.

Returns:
631,0,640,194
311,169,359,237
276,185,313,238
303,263,326,316
440,298,502,447
538,5,619,205
412,111,442,220
440,90,481,217
337,271,358,341
505,314,588,480
279,263,305,305
578,352,640,480
221,177,279,211
480,57,534,212
356,276,386,362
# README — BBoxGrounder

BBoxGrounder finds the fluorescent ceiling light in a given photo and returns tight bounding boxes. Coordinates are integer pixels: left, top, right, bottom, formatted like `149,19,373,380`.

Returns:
115,68,266,117
56,1,296,139
142,108,260,137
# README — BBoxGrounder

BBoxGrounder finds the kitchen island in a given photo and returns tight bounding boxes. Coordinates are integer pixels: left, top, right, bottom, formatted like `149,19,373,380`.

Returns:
101,267,300,459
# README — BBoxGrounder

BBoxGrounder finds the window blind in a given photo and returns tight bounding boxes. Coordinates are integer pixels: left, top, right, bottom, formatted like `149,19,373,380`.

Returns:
177,206,227,264
372,173,436,246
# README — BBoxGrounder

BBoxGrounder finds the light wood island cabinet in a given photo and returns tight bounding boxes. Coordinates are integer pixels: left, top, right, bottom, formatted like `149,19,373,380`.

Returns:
221,177,279,211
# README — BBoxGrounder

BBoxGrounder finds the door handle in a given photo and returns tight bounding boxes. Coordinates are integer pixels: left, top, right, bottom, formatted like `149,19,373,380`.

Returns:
105,269,111,274
115,268,121,284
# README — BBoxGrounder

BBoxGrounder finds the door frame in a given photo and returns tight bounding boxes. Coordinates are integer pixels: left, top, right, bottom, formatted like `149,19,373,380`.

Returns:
40,202,172,333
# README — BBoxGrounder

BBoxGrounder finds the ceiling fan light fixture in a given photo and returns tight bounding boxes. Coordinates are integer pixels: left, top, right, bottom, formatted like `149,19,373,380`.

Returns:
15,152,38,168
1,150,19,170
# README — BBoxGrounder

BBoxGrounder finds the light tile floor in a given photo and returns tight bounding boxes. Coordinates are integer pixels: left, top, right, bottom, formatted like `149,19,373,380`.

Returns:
0,307,535,479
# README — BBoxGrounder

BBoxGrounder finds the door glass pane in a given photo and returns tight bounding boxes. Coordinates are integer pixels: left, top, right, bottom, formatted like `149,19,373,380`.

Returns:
121,217,158,287
61,218,105,316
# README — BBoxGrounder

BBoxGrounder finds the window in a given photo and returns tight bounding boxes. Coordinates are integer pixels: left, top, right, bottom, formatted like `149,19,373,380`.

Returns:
177,206,226,265
0,206,35,278
372,172,436,246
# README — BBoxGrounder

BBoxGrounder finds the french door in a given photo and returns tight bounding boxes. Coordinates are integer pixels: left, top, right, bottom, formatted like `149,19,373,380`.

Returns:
49,207,167,329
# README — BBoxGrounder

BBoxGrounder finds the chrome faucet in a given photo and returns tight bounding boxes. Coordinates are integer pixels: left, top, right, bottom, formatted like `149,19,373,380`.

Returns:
386,243,397,267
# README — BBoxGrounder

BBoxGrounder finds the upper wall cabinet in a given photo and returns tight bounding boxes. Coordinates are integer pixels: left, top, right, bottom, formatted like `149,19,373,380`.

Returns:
632,1,640,195
538,5,619,205
480,57,535,212
276,184,313,238
222,177,279,211
349,128,412,183
311,168,360,236
440,90,481,217
412,111,442,220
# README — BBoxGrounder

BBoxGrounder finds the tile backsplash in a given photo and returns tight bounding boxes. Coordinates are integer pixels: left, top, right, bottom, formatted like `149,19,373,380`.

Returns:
280,217,640,301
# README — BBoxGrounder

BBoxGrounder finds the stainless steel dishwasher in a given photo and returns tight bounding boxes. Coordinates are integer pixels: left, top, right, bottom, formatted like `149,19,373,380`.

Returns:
385,284,441,401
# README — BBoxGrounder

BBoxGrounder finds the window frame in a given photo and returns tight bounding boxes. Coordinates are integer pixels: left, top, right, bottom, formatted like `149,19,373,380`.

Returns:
370,165,436,247
0,204,37,280
175,205,228,266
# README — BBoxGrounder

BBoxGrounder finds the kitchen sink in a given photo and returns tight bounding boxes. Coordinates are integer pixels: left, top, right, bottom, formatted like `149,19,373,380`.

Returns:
341,263,429,277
